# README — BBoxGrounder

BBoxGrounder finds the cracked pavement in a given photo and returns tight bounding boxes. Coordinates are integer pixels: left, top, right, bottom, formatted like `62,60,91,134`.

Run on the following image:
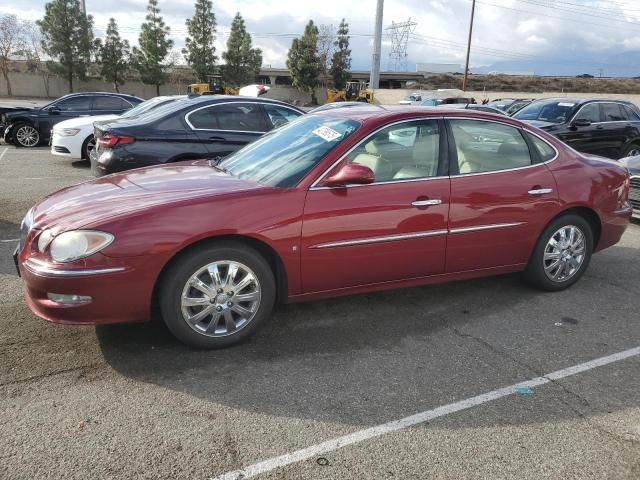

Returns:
1,146,639,479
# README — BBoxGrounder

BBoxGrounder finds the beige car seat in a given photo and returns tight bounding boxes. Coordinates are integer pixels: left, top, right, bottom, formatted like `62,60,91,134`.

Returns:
393,131,439,179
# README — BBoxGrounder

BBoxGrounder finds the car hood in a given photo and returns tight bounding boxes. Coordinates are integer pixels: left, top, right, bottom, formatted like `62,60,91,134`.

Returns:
32,161,266,233
54,114,119,129
4,107,35,118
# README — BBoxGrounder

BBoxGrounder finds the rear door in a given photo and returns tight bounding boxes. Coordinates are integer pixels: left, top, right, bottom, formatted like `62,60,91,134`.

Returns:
556,102,606,156
187,102,268,158
446,118,560,272
598,102,638,158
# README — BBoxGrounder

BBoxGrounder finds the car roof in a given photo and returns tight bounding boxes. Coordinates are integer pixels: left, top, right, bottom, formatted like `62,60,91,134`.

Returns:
56,92,143,101
183,95,303,110
528,97,634,106
313,105,525,126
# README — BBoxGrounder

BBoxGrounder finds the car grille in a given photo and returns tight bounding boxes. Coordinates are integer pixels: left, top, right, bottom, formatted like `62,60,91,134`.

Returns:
630,176,640,211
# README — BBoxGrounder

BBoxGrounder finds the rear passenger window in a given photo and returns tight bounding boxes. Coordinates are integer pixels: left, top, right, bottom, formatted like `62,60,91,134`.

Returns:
602,103,625,121
526,132,556,162
263,104,301,129
449,120,532,174
188,103,265,132
346,120,440,182
574,103,601,123
622,104,640,121
93,96,131,110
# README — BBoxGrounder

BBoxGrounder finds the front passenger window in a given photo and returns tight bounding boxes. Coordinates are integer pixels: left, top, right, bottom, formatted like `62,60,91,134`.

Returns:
449,119,533,174
346,120,440,183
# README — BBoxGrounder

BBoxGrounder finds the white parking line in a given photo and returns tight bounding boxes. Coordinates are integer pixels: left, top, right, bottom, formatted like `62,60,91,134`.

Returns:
213,346,640,480
0,238,19,243
0,147,7,161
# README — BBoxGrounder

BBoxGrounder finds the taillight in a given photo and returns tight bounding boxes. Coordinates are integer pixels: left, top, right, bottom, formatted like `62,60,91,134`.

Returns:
97,133,135,149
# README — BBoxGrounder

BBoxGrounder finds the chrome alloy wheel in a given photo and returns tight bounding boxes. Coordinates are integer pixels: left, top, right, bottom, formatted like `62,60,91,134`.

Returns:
180,261,261,337
15,125,39,147
626,147,640,157
543,225,586,282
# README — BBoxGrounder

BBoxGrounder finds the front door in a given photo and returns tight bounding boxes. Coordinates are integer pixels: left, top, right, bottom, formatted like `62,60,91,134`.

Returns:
446,119,560,272
41,95,93,139
187,102,267,159
301,119,450,293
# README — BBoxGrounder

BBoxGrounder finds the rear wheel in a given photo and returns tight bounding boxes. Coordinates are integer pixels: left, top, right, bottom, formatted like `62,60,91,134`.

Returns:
158,241,276,348
524,214,593,291
13,123,40,148
622,143,640,158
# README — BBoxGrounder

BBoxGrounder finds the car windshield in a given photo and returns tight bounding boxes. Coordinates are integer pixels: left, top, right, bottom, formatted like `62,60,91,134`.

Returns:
123,98,192,124
219,115,361,187
120,97,177,118
513,100,577,124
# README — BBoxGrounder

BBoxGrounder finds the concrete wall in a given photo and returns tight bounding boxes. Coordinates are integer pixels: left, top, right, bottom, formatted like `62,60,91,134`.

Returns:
0,71,327,105
373,88,640,106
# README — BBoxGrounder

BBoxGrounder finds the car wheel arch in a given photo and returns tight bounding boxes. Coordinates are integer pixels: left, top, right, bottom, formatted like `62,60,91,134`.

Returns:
150,234,289,320
534,206,602,258
81,134,94,159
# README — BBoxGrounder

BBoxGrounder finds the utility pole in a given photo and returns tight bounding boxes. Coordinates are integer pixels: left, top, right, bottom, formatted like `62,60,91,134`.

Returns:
462,0,476,92
370,0,384,89
80,0,86,15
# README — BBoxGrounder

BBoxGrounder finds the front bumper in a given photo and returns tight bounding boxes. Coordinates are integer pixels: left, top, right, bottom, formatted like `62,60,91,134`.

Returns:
18,254,158,325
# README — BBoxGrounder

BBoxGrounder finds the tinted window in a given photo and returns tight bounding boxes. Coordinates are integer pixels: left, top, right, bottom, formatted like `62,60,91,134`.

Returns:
93,96,131,110
574,103,601,123
219,115,360,187
602,103,626,121
622,104,640,121
526,132,556,162
54,96,92,111
188,103,265,131
514,100,576,124
263,104,302,129
120,97,177,119
346,120,440,182
450,120,532,174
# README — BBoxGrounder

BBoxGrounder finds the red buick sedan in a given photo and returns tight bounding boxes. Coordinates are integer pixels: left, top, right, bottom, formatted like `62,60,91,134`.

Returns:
15,107,632,348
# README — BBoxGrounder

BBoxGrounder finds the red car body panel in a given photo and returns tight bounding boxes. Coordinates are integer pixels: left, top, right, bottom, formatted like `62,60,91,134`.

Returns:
16,108,632,326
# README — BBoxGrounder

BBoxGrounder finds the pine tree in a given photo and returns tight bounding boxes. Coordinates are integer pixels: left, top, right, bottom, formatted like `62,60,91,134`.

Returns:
183,0,217,82
99,19,130,92
330,19,351,90
133,0,173,96
221,13,262,87
287,20,320,104
38,0,94,92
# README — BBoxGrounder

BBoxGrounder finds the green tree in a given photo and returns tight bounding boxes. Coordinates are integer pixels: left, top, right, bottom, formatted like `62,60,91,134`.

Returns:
221,13,262,87
183,0,217,82
133,0,173,96
99,19,130,92
287,20,320,104
38,0,94,92
330,18,351,90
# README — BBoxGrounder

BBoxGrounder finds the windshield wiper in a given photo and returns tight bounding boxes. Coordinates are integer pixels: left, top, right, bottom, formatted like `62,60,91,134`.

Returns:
208,156,230,174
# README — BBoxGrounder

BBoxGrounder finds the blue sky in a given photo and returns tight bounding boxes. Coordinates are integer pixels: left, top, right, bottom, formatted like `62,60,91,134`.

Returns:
2,0,640,76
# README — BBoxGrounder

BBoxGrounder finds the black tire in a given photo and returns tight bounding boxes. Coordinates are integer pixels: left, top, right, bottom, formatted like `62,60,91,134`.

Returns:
12,122,40,148
81,134,95,161
621,143,640,158
524,214,593,291
158,241,276,348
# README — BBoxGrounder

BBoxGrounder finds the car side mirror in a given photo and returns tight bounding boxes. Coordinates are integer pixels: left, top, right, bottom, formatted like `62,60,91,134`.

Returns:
572,118,591,128
323,163,375,187
48,106,61,114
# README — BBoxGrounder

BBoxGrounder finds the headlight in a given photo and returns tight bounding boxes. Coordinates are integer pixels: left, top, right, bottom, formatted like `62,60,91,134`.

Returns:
49,230,114,263
55,128,80,136
37,229,54,252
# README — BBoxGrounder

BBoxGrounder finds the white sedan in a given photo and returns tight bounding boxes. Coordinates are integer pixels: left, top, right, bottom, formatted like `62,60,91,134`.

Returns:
51,96,181,160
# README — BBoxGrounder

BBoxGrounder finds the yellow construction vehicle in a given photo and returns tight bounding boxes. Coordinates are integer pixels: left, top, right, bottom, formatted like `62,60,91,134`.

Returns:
327,81,374,103
187,75,239,95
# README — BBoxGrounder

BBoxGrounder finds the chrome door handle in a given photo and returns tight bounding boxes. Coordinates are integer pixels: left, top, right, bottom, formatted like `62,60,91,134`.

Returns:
412,199,442,207
528,188,553,195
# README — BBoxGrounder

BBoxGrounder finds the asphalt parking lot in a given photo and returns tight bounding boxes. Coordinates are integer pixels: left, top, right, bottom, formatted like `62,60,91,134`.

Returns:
0,144,639,480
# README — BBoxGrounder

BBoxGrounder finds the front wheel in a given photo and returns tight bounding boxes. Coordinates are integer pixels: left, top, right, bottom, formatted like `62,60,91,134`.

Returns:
13,123,40,148
158,241,276,348
524,214,593,291
82,134,95,160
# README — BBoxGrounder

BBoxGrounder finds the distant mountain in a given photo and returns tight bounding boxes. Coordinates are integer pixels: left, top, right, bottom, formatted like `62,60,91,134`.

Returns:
470,50,640,78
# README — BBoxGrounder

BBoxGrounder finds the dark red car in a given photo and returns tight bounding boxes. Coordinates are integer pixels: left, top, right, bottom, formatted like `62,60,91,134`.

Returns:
15,107,632,348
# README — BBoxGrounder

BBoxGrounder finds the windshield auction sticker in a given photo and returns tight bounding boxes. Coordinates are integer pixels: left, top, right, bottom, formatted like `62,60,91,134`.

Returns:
558,102,575,107
312,126,342,142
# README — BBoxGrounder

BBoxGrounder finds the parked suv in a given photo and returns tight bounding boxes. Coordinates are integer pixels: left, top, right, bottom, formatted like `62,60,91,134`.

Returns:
3,92,143,148
513,98,640,159
91,95,304,176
